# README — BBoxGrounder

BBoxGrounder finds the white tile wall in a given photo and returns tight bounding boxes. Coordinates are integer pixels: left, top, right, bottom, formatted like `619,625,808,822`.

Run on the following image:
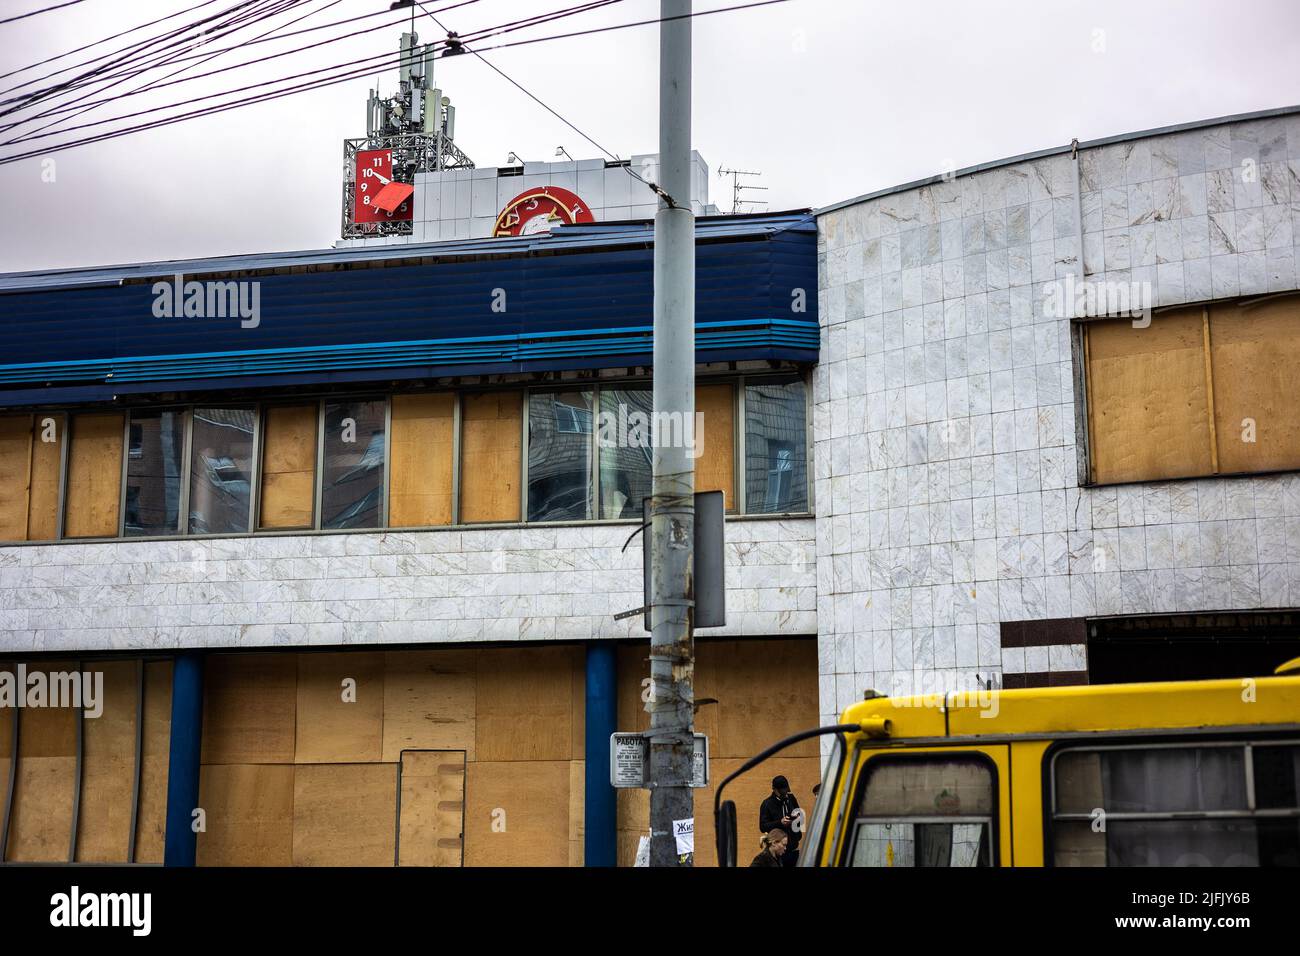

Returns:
813,112,1300,728
0,519,815,653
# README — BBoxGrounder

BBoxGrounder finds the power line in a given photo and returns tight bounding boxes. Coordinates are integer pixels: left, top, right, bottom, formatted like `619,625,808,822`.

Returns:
0,0,274,112
0,0,490,127
12,0,334,142
413,0,678,206
0,0,796,165
0,0,611,145
0,0,222,85
0,0,91,27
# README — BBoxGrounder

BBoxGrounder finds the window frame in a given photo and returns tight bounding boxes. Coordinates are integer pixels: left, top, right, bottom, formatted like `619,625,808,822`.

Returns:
838,750,1001,867
1044,735,1300,867
2,371,812,545
1074,291,1300,487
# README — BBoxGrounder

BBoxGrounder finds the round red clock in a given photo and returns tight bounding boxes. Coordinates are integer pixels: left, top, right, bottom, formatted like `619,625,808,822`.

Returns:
493,186,594,237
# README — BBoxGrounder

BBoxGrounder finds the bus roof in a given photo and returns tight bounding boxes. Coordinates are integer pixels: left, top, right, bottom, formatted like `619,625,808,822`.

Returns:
840,674,1300,742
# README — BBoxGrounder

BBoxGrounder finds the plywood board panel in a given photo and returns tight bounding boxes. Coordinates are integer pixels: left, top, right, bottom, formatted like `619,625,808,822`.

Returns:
196,763,294,866
64,412,124,538
615,786,649,867
475,645,574,762
463,760,569,867
27,413,63,541
75,660,137,862
295,652,383,763
460,391,521,523
389,393,455,527
1209,296,1300,474
398,751,465,867
7,666,77,862
382,650,476,762
6,757,76,862
292,763,397,866
709,638,819,760
0,415,31,541
568,759,584,868
694,756,822,867
616,642,651,736
570,648,585,761
259,405,317,529
1086,310,1213,483
695,383,736,510
0,665,11,844
134,660,172,863
201,654,297,764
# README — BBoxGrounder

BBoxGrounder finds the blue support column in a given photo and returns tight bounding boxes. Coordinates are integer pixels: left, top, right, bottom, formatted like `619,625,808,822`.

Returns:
584,644,617,867
163,652,204,867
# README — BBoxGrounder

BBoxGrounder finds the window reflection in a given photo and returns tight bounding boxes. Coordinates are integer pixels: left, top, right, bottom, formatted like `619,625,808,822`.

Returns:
124,408,185,537
323,400,385,529
527,391,592,521
598,388,652,520
188,408,254,534
745,380,808,514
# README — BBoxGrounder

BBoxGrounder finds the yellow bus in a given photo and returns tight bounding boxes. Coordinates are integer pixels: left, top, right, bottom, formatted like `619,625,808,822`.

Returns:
716,660,1300,867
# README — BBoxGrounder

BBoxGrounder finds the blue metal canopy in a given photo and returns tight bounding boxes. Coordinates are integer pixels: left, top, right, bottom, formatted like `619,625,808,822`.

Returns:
0,212,817,405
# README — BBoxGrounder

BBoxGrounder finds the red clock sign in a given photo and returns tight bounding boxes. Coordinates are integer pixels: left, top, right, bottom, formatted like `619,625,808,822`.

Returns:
493,186,594,237
353,148,412,223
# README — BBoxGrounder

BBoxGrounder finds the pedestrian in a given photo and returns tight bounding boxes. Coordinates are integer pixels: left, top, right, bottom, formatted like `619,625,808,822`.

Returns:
759,774,802,867
749,828,788,867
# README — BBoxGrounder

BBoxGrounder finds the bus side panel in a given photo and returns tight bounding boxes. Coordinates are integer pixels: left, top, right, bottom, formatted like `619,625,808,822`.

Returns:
1010,740,1050,866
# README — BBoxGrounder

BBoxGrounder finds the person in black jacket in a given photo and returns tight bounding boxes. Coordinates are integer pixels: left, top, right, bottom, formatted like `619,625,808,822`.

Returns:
749,828,788,867
759,775,801,867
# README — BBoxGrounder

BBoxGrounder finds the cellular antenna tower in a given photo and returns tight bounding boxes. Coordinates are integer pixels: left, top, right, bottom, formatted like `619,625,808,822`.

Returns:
342,30,475,238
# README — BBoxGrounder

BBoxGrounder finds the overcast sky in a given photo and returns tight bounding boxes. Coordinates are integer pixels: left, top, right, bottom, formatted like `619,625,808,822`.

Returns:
1,0,1298,273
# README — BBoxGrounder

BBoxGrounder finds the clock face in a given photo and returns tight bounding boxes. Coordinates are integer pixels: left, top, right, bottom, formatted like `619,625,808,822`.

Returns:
353,148,412,224
493,186,594,237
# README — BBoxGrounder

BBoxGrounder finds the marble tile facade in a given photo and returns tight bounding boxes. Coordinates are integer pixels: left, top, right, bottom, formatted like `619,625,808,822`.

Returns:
0,519,814,652
813,111,1300,730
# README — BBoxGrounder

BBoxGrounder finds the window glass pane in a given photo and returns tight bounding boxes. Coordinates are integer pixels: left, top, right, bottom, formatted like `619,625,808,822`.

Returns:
323,400,385,529
188,407,254,534
744,380,808,514
1055,818,1261,867
1254,744,1300,811
857,757,993,817
124,409,185,537
527,391,592,521
850,821,990,867
1055,747,1247,815
597,387,653,520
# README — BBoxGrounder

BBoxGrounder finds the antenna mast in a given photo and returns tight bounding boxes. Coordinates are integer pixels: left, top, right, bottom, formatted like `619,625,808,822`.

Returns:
716,167,767,214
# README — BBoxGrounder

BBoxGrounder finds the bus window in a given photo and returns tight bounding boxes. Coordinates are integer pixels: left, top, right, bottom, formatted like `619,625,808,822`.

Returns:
1051,742,1300,867
845,755,994,867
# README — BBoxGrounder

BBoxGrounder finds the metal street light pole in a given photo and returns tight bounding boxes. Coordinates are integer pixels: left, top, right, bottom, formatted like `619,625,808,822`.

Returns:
648,0,695,867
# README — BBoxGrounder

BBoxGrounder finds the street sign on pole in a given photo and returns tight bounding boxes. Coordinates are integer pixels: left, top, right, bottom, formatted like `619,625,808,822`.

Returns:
610,733,708,788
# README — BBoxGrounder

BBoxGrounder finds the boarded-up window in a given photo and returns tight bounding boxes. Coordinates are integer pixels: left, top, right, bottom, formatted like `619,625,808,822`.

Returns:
388,393,454,527
259,404,317,530
461,391,522,523
695,383,736,511
5,662,78,862
1084,294,1300,483
0,416,35,542
1208,297,1300,475
64,412,124,538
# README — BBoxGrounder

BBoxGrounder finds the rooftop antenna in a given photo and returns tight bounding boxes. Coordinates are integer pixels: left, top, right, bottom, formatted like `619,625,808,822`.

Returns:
716,166,767,214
